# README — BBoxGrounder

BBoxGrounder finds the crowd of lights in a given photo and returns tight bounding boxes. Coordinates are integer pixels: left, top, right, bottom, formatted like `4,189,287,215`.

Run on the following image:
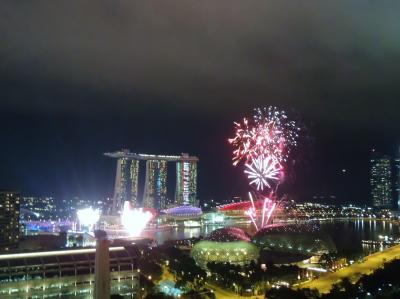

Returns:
76,207,100,227
229,106,300,230
206,227,251,242
121,201,153,237
255,223,321,235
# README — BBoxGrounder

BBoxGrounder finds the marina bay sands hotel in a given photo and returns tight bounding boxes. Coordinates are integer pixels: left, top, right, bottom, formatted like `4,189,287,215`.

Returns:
105,150,198,213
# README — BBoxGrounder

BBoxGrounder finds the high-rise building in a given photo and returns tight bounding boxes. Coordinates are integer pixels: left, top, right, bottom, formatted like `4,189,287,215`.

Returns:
175,161,198,206
111,157,140,213
189,162,198,205
0,191,20,251
105,150,199,211
130,159,139,207
113,158,129,212
370,152,393,208
395,146,400,209
0,246,139,298
143,160,168,209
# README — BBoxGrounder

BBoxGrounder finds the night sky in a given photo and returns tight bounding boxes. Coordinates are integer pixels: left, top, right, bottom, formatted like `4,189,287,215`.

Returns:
1,1,400,205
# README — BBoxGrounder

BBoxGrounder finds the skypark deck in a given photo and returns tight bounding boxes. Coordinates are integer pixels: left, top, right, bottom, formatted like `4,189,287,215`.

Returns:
104,150,199,162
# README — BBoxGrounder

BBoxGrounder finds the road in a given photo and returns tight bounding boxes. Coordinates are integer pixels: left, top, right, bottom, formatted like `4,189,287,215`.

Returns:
297,244,400,294
206,283,263,299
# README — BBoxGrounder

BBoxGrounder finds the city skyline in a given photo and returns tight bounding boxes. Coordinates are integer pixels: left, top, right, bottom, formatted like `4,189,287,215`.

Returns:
1,137,400,206
2,2,400,205
3,2,400,298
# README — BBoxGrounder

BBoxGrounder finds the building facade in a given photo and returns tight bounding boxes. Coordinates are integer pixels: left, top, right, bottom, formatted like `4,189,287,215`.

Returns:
143,160,168,209
370,153,393,208
0,246,139,298
111,158,139,212
105,150,198,212
130,159,140,207
175,161,198,206
0,191,20,252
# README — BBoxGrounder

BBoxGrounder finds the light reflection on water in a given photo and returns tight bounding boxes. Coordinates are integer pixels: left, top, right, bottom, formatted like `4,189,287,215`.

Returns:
142,219,400,257
141,225,225,245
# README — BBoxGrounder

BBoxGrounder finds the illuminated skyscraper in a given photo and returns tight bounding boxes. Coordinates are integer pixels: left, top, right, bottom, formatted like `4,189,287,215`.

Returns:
175,161,198,206
110,156,140,214
395,146,400,209
370,152,393,208
158,161,169,208
189,162,198,204
0,191,20,251
111,158,128,213
130,160,139,207
112,158,127,212
105,150,198,212
143,160,168,209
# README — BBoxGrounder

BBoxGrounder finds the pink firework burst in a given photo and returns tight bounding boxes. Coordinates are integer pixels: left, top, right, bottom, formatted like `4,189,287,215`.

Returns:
229,106,299,169
228,118,255,166
229,106,300,230
244,155,281,191
229,106,299,191
245,192,278,230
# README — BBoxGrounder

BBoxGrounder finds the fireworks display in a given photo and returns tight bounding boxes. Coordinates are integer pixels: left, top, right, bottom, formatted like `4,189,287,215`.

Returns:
229,106,300,229
77,207,100,228
244,192,277,230
244,155,281,191
229,106,299,168
121,201,153,237
229,106,299,191
253,106,299,163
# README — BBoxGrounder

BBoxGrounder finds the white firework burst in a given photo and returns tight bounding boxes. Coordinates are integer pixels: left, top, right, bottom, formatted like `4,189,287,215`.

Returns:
244,155,281,191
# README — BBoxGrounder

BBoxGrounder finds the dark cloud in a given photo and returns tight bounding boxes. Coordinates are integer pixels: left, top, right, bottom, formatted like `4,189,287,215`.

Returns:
1,1,400,125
